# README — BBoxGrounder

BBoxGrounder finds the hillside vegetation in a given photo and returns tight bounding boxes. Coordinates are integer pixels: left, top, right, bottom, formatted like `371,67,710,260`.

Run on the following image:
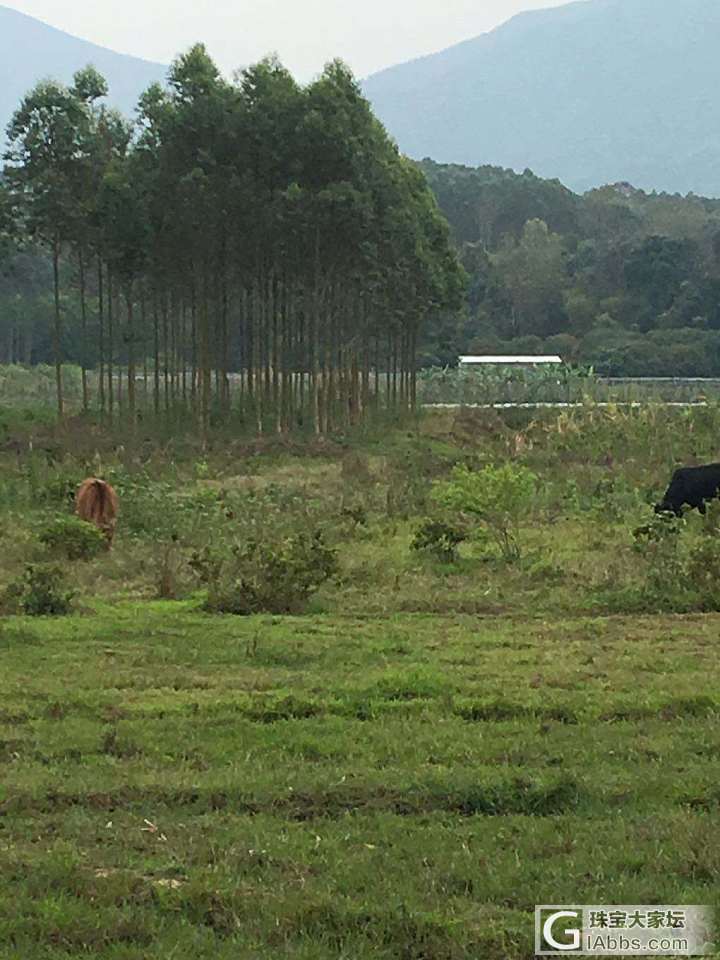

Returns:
421,160,720,375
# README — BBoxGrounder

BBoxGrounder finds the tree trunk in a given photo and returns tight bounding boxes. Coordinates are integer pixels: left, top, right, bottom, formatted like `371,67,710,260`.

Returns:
126,284,136,422
52,240,64,417
153,290,160,417
108,270,115,421
98,257,105,418
78,249,89,411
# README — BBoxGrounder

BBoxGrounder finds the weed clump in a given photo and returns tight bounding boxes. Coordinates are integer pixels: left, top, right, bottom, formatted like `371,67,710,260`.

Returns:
633,510,686,592
2,563,74,616
411,519,466,562
190,530,337,615
39,515,107,561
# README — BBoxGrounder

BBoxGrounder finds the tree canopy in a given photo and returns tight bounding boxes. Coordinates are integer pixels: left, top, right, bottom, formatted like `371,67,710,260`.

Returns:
2,47,465,428
420,160,720,376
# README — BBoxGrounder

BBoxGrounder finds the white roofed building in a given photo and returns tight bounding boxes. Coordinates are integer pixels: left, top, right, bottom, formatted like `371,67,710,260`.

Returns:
459,355,562,367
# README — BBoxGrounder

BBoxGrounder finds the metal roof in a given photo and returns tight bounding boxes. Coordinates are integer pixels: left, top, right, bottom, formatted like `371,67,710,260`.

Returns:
459,355,563,364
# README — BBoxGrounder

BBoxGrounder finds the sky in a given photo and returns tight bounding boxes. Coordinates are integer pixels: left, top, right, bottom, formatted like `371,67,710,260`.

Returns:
3,0,574,80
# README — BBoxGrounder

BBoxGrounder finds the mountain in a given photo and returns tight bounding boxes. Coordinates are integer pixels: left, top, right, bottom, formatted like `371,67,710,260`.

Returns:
363,0,720,197
0,5,166,135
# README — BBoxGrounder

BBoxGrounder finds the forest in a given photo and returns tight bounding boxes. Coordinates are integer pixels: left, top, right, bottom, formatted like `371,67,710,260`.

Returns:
0,47,464,428
421,160,720,375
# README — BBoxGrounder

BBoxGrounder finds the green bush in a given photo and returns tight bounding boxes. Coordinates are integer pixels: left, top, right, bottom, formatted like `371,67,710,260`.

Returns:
411,519,467,562
432,463,537,561
2,564,74,616
633,512,686,594
39,516,107,560
686,501,720,608
339,504,368,529
590,476,641,523
37,473,78,507
190,530,338,615
107,469,221,540
687,538,720,608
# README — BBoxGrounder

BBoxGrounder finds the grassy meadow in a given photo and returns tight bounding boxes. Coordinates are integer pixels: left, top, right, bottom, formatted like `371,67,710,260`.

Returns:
1,399,720,957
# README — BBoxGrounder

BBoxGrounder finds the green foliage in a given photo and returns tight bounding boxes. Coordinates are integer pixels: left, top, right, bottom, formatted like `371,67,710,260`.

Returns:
589,476,643,523
417,160,720,374
633,513,691,608
384,443,456,519
433,463,537,561
190,530,338,615
2,563,74,615
633,512,686,593
417,362,592,405
686,538,720,608
2,47,465,430
411,519,466,562
339,503,368,530
38,515,106,560
107,469,221,540
33,469,78,506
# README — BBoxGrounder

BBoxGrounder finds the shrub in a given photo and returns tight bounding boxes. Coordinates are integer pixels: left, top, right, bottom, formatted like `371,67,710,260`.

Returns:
685,502,720,608
156,537,182,600
39,515,107,560
432,463,537,561
687,538,720,608
633,512,686,593
38,473,78,507
590,476,641,523
190,530,337,615
2,564,74,616
701,497,720,536
107,469,221,540
411,519,466,562
339,504,368,529
385,445,453,519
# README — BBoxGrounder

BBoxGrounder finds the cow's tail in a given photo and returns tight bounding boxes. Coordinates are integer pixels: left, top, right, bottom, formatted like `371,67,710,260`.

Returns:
92,478,107,513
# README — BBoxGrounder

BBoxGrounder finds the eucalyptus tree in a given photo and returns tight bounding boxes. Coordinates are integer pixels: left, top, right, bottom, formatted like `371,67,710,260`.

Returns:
3,47,465,427
64,66,111,409
136,45,243,430
88,105,133,417
5,77,99,414
97,153,150,421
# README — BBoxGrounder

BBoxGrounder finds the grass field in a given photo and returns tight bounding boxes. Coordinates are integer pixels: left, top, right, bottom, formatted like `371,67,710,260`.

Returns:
2,605,720,958
1,404,720,957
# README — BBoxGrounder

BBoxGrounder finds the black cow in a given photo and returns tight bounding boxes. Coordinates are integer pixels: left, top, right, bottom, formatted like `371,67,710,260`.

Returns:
655,463,720,516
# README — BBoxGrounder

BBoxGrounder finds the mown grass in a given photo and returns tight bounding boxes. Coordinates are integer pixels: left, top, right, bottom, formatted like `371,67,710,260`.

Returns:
1,604,720,958
1,404,720,956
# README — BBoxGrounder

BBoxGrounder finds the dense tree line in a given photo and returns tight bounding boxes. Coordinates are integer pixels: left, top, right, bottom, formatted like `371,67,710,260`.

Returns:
420,161,720,376
0,48,464,428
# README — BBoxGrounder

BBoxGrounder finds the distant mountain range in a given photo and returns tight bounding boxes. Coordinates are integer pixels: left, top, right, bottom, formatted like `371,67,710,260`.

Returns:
3,0,720,197
363,0,720,197
0,4,166,134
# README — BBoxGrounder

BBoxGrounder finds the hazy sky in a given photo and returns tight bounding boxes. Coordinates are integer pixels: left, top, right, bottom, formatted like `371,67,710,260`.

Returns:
3,0,574,80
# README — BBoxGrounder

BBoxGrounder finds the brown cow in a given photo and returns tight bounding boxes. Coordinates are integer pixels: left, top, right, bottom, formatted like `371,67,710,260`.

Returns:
75,478,119,548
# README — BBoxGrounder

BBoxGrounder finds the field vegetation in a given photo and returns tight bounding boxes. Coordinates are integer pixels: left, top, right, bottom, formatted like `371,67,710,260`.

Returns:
1,401,719,957
417,365,720,406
